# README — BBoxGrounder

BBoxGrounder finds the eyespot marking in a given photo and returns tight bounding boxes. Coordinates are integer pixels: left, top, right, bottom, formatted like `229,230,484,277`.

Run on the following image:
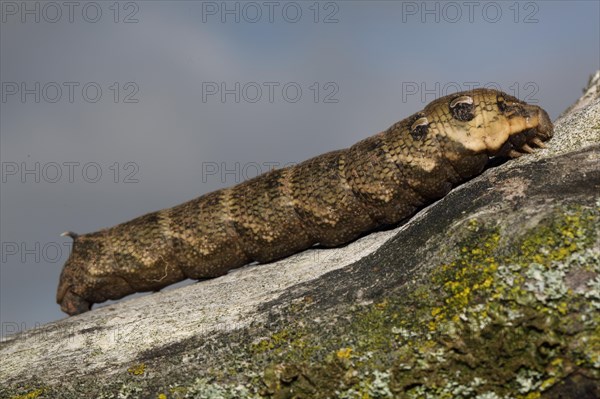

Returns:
450,95,473,108
450,95,475,121
410,115,429,140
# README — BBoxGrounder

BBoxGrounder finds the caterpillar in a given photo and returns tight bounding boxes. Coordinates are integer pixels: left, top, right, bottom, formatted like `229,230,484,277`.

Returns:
57,88,553,316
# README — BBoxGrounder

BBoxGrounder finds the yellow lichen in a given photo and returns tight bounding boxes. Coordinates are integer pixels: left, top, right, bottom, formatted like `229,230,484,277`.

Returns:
540,377,557,390
250,205,598,398
556,302,568,315
521,392,541,399
376,299,389,309
550,358,563,367
127,363,146,376
10,389,46,399
336,347,353,360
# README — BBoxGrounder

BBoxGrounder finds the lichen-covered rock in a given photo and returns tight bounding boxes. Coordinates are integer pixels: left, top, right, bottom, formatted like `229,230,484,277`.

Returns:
1,72,599,398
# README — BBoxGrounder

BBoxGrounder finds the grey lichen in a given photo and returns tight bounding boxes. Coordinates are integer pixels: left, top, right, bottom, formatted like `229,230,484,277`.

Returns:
251,203,600,399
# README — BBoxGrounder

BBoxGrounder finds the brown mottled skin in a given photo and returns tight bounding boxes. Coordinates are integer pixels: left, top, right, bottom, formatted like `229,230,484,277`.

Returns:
57,89,553,316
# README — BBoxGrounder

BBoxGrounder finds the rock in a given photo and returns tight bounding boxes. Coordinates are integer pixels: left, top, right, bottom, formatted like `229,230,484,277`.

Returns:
1,73,599,399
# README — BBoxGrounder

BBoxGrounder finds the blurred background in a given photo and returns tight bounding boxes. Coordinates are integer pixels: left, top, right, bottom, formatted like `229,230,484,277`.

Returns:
1,1,599,335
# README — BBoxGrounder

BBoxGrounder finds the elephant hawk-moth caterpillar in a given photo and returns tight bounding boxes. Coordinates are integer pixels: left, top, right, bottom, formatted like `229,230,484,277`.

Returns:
57,88,553,316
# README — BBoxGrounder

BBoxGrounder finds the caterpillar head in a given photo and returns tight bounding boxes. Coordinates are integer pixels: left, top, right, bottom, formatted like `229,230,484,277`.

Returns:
426,88,553,161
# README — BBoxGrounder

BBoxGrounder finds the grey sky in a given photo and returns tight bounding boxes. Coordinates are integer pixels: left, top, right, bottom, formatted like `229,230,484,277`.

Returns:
1,1,599,336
